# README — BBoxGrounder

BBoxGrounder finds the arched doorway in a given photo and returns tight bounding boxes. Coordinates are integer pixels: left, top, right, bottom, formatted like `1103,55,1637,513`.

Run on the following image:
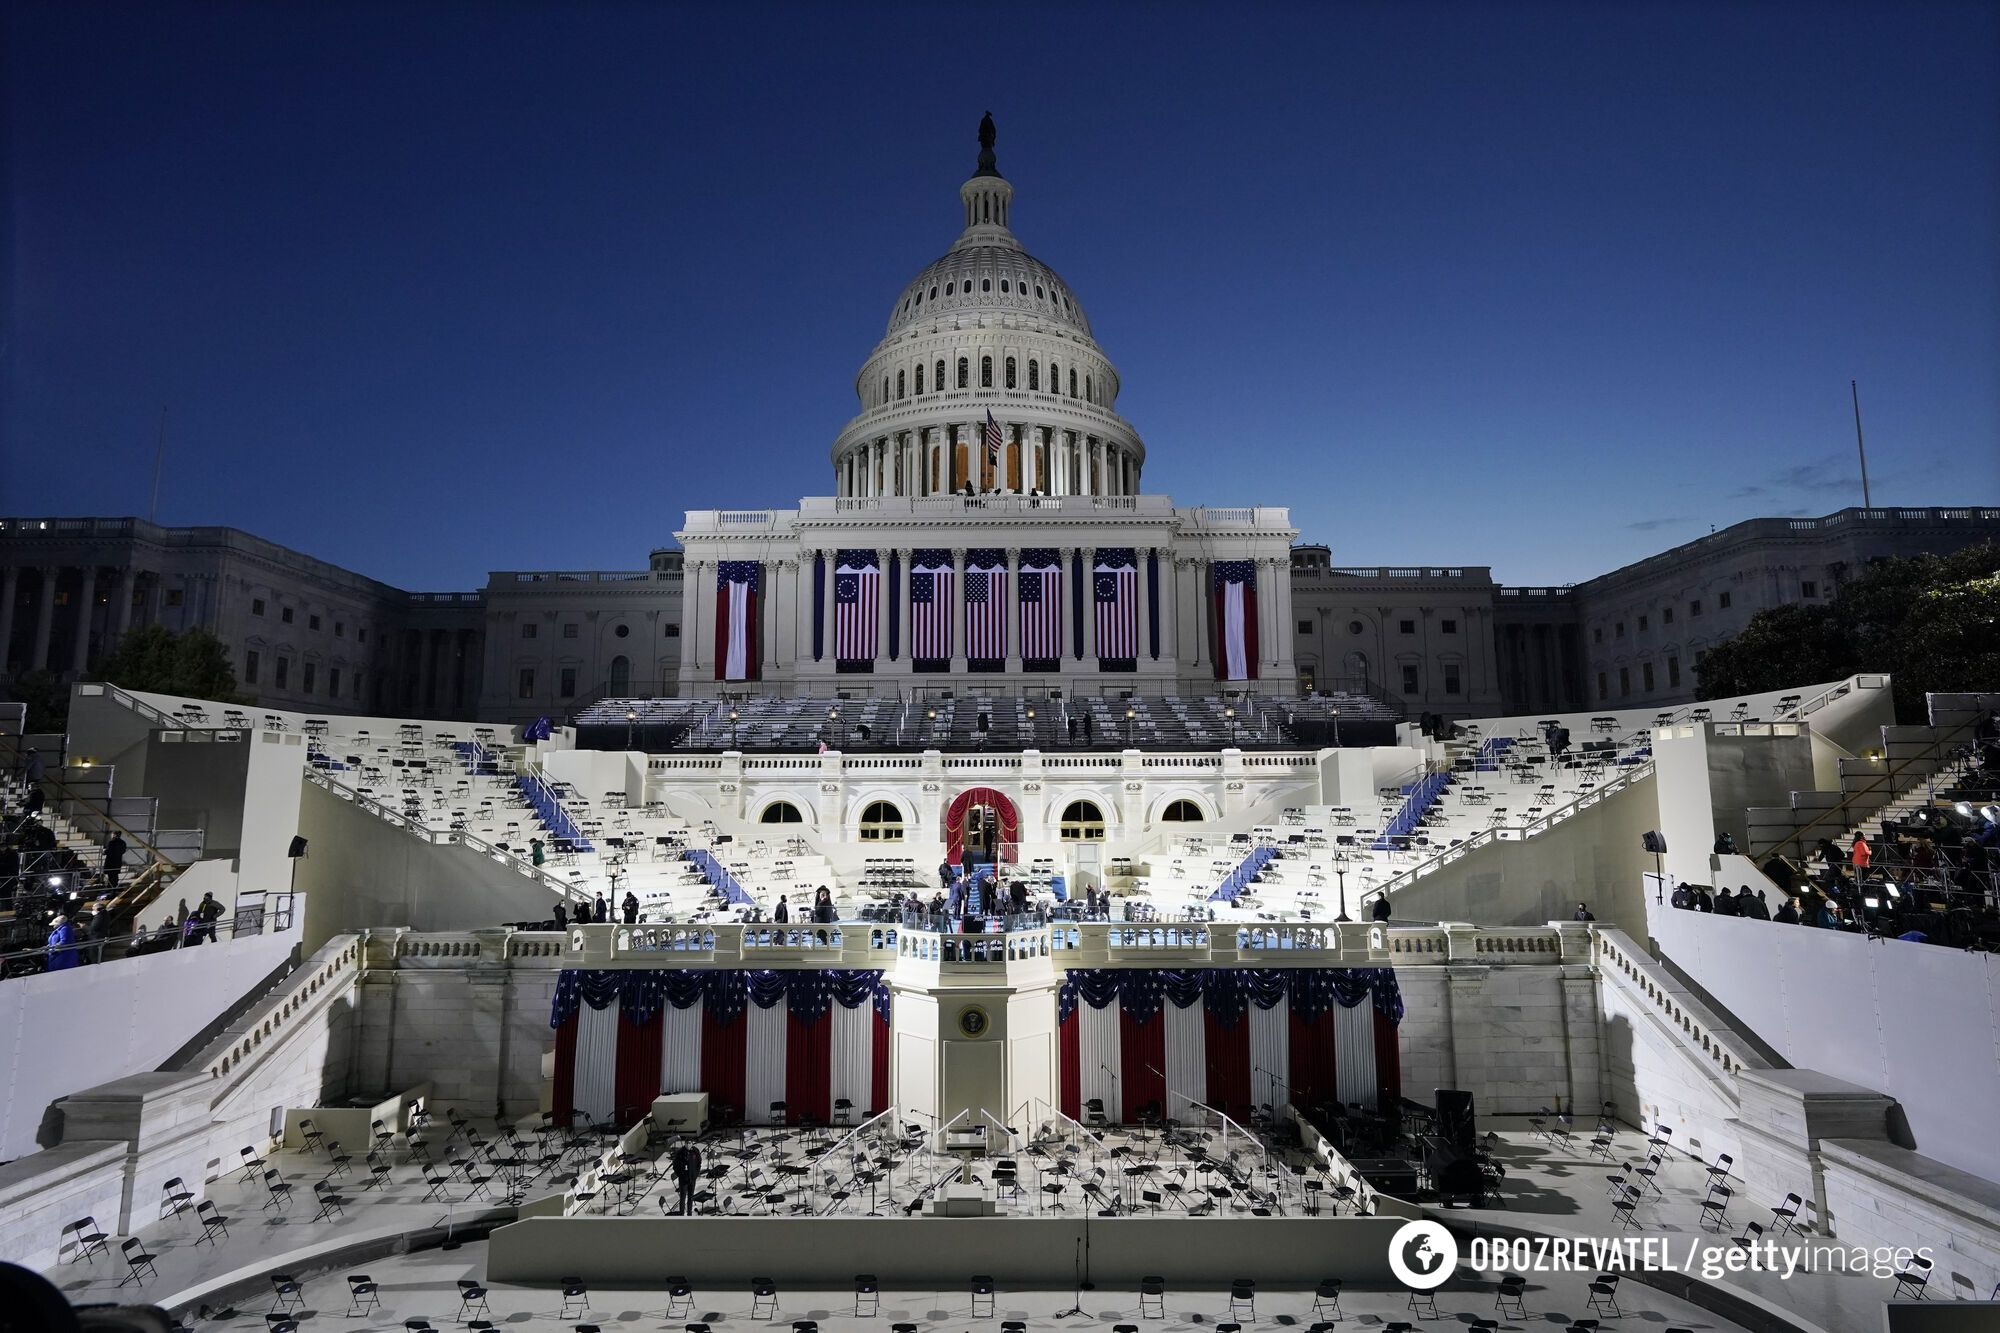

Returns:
608,654,631,694
944,786,1020,867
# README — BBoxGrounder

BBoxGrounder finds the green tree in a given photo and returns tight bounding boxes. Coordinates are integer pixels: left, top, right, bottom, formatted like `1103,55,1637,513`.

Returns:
94,624,247,705
1696,541,2000,720
6,670,73,735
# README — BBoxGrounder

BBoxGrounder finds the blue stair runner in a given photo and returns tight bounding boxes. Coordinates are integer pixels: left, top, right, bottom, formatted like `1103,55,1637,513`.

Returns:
1209,844,1277,903
453,740,503,776
1472,736,1514,772
516,774,592,851
684,848,755,908
1372,772,1453,850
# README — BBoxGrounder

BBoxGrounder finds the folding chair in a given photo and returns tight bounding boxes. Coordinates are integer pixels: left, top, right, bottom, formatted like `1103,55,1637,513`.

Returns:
118,1239,159,1287
194,1200,231,1246
348,1274,382,1317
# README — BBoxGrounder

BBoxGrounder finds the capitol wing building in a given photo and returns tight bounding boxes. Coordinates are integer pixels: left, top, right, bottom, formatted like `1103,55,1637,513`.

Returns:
676,120,1297,701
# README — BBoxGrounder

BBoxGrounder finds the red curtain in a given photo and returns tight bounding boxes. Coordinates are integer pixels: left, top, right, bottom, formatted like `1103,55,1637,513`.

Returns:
1211,576,1261,682
870,1009,891,1115
614,1007,665,1127
552,1013,579,1128
786,1009,833,1125
700,1008,747,1126
1288,1007,1336,1111
1059,1009,1081,1120
1374,1008,1403,1106
1203,1009,1251,1122
944,786,1021,866
1120,1009,1166,1123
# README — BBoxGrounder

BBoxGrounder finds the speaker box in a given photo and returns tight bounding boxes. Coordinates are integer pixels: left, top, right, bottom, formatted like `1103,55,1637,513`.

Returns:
287,835,309,859
1641,830,1668,854
1435,1088,1477,1152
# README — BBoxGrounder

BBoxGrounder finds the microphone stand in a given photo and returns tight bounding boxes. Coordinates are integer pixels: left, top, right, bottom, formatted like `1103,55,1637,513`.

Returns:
1053,1232,1093,1318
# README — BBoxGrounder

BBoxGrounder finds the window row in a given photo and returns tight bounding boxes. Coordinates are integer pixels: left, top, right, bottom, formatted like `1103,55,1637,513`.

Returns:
883,355,1099,406
249,598,368,643
522,621,676,639
1592,593,1740,645
244,649,362,702
1596,653,1693,701
902,275,1073,317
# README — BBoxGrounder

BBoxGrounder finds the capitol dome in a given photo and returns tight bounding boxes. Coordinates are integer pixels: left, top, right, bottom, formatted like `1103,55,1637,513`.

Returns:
831,116,1145,500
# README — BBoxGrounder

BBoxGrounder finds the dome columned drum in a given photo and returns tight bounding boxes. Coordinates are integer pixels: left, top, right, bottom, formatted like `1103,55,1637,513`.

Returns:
830,120,1146,500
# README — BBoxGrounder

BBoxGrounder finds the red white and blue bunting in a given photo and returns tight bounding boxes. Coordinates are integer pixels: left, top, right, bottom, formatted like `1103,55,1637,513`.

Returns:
1212,561,1258,682
1057,967,1402,1123
549,969,890,1128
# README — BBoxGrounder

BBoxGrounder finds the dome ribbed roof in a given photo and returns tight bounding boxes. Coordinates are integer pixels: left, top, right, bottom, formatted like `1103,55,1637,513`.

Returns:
884,244,1093,340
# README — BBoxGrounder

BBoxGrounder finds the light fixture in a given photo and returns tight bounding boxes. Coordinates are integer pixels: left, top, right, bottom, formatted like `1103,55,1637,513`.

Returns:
625,709,638,722
729,709,739,722
1224,706,1235,719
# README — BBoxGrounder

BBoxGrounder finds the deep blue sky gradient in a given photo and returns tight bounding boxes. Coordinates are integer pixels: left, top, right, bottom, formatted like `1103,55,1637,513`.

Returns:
5,1,1996,591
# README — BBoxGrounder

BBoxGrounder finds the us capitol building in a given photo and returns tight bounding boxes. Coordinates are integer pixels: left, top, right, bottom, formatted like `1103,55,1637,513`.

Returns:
4,120,1995,722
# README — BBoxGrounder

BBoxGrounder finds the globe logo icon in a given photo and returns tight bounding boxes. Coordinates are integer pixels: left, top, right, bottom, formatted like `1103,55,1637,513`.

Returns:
1388,1221,1458,1289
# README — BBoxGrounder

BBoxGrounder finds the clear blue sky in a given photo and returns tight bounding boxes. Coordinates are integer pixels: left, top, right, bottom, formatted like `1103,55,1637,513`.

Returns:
5,1,1996,591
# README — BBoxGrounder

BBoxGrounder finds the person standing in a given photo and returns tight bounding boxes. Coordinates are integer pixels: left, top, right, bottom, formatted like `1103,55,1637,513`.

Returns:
938,859,954,891
1371,891,1392,922
553,901,569,930
1573,901,1595,922
531,837,546,867
46,914,78,970
102,833,128,889
774,894,790,924
622,891,640,925
197,891,223,942
592,892,609,924
24,747,45,785
1850,832,1873,873
812,886,836,924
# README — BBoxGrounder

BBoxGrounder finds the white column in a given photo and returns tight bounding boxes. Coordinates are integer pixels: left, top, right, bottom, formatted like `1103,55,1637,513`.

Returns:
1081,548,1096,662
950,549,968,673
1004,548,1022,673
1158,552,1179,677
876,548,891,666
685,560,709,679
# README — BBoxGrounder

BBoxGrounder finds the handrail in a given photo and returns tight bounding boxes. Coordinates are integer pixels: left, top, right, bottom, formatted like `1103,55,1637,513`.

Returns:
978,1107,1023,1152
303,767,585,903
0,901,294,976
1766,726,1979,860
1373,759,1655,896
1,734,178,877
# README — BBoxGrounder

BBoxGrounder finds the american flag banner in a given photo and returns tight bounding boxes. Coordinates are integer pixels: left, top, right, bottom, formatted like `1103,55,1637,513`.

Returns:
834,550,880,667
965,549,1006,664
1094,548,1138,666
983,411,1003,471
713,561,761,682
1019,547,1062,666
1212,561,1259,681
909,548,953,667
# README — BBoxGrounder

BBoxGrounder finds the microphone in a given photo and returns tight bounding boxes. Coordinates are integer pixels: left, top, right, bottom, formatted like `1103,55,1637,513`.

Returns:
1099,1063,1120,1081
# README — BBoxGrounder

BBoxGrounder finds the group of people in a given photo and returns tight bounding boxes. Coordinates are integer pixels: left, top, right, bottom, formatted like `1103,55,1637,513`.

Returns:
770,887,838,925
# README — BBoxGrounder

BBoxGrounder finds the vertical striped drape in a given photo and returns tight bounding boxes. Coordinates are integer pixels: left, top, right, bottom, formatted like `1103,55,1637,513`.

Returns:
574,998,621,1124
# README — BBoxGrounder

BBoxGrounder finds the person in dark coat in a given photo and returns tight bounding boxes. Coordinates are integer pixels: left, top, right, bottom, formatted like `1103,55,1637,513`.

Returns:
46,915,79,970
197,891,223,942
1774,898,1801,924
553,901,569,930
1082,714,1093,744
1009,878,1028,915
1573,902,1595,922
24,747,45,784
102,834,128,888
592,893,609,924
1370,892,1392,922
672,1142,702,1215
938,859,955,890
622,891,640,925
812,887,837,924
1746,889,1772,920
774,895,790,924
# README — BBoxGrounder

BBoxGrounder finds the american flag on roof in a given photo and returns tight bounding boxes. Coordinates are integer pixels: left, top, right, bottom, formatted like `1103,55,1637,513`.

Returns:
984,410,1003,468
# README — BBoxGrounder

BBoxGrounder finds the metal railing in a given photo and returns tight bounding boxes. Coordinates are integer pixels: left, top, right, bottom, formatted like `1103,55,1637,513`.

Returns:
0,897,295,978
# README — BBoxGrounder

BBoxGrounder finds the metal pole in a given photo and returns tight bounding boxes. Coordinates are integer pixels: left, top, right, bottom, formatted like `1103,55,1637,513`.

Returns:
1850,380,1872,508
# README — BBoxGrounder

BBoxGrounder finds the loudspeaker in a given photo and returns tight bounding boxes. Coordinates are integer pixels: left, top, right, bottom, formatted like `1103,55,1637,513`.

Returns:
1641,830,1668,854
1435,1089,1477,1152
287,836,309,859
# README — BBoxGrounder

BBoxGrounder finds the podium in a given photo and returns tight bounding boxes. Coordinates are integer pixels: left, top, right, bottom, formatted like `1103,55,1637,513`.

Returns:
651,1092,709,1135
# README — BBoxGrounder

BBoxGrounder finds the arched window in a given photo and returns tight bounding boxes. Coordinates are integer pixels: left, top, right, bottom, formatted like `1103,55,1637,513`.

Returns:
1049,361,1059,394
1059,800,1106,841
946,282,954,296
1000,279,1010,293
981,356,993,388
1005,357,1017,389
608,655,630,694
981,278,991,292
936,359,946,392
896,370,906,400
760,801,805,824
957,358,970,389
1161,799,1205,823
915,363,924,395
931,285,939,299
1085,374,1093,403
1028,360,1039,391
1036,285,1045,299
859,800,905,842
881,376,889,403
1068,368,1078,398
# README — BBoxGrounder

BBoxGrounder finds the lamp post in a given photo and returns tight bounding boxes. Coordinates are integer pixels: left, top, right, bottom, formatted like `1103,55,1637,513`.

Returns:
1225,705,1236,745
1125,706,1136,747
625,708,638,750
729,708,740,749
1333,850,1352,922
1025,705,1035,747
1330,705,1340,748
828,706,841,749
